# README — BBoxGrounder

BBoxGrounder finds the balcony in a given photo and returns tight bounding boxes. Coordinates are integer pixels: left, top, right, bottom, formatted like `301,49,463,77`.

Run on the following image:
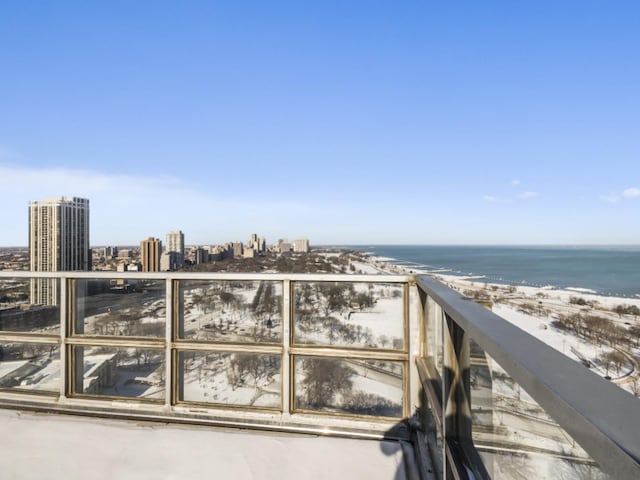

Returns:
0,271,639,479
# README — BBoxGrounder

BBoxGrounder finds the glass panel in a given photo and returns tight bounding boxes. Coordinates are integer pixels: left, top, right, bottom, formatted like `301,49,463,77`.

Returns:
0,342,60,392
293,282,404,349
294,356,403,418
178,280,282,343
178,351,281,408
469,341,611,479
0,278,60,334
73,279,165,337
73,346,165,400
426,296,444,376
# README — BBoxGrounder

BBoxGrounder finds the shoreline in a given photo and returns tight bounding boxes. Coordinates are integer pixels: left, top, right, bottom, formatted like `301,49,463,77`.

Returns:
356,251,640,395
351,245,640,300
364,253,640,308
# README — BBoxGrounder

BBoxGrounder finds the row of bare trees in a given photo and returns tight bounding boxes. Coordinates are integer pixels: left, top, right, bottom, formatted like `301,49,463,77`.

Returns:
553,313,640,349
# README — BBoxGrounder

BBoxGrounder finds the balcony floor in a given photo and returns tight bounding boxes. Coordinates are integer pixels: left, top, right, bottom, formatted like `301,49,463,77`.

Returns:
0,408,422,480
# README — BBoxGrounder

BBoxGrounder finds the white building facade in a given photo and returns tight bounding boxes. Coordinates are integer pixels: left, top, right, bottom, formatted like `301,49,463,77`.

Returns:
165,230,185,270
29,196,90,305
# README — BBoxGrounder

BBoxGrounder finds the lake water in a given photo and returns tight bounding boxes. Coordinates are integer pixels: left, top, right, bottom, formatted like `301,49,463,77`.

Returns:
347,245,640,298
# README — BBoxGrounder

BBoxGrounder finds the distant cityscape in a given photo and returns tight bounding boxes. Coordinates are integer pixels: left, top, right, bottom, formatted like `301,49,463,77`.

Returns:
22,195,311,287
0,195,400,417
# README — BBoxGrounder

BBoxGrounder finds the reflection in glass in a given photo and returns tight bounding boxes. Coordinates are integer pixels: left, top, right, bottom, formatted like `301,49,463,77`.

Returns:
426,296,444,376
294,282,404,349
0,342,60,392
73,346,165,400
73,279,165,337
469,341,610,479
294,356,403,418
178,351,281,408
0,278,60,334
178,280,282,343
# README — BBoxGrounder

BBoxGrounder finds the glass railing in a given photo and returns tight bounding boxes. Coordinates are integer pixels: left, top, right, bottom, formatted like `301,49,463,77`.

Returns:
3,271,639,479
0,272,413,437
415,275,640,480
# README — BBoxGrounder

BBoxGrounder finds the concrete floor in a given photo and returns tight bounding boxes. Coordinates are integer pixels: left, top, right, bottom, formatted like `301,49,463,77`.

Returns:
0,408,420,480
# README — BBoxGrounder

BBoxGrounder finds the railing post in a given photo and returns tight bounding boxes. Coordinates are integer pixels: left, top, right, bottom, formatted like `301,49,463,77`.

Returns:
443,314,471,442
165,278,174,410
59,275,68,400
282,279,292,418
443,313,489,479
407,280,421,419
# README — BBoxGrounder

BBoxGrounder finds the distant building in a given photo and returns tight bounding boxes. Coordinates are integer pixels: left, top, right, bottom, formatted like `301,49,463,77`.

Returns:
243,248,257,259
246,234,266,253
194,247,209,265
232,242,244,259
293,239,310,253
105,246,118,258
117,249,132,259
141,237,162,272
29,196,90,305
277,239,291,253
161,251,182,271
165,230,185,268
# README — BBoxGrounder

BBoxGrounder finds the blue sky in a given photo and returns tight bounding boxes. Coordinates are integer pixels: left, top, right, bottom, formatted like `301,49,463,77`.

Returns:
1,1,639,246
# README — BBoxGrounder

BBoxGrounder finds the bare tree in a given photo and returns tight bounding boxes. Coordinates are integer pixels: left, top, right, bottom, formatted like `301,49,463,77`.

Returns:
299,358,354,409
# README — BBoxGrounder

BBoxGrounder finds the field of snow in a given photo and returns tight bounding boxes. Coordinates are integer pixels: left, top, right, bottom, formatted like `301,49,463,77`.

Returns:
294,283,404,349
180,352,281,408
182,280,282,343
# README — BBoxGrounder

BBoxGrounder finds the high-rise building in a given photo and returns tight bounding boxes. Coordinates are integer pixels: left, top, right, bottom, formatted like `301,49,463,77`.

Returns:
141,237,162,272
232,242,244,259
29,196,90,305
247,233,266,253
293,239,310,253
166,230,185,256
165,230,185,270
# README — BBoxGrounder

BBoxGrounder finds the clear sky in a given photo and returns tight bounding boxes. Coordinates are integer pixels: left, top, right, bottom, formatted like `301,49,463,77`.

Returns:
1,1,639,247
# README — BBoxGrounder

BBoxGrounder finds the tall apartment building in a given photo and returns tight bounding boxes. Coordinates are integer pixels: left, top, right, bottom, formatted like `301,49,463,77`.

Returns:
232,242,244,259
141,237,162,272
166,230,185,256
165,230,185,271
29,196,90,305
247,233,266,253
293,239,310,253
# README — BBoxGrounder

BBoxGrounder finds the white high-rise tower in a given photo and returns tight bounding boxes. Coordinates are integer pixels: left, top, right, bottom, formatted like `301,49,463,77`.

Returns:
166,230,185,257
29,196,90,305
164,230,185,270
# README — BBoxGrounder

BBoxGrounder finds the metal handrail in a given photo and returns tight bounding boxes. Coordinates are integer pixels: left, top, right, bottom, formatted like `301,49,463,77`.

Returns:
416,275,640,479
0,271,411,282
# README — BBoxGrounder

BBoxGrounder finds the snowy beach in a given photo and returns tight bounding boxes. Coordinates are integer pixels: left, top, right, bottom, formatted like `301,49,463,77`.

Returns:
357,252,640,397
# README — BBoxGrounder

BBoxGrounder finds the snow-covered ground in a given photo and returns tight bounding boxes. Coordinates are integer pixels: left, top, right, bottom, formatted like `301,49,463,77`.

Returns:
181,280,282,343
181,352,281,408
294,283,404,349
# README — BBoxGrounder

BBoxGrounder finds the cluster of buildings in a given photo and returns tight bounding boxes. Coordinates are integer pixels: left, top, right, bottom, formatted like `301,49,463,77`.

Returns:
26,196,311,302
138,233,310,272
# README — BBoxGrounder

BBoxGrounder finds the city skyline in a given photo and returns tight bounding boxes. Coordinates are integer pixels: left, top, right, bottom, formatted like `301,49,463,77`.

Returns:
1,2,639,246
